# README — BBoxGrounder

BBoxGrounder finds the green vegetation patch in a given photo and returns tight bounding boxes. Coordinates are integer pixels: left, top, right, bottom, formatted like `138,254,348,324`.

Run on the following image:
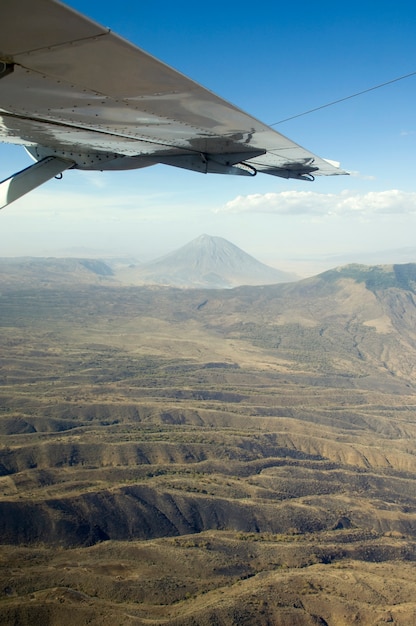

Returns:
323,263,416,292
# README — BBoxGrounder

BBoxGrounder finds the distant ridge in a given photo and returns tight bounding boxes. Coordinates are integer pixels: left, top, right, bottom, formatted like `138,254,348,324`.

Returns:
117,234,298,288
0,257,114,286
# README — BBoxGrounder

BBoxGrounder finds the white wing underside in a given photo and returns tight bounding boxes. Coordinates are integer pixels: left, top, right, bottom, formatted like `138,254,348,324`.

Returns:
0,0,346,207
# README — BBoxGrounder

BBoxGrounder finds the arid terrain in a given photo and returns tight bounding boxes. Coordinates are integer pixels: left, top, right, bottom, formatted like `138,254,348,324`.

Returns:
1,262,416,624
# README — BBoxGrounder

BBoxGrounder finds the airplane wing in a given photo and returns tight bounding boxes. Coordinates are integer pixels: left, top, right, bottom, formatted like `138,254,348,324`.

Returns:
0,0,347,209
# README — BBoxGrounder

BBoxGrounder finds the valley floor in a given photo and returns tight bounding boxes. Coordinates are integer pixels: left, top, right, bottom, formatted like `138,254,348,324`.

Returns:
1,285,416,624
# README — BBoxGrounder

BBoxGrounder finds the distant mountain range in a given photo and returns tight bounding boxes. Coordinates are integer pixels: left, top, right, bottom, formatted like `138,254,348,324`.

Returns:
0,235,297,288
2,236,416,293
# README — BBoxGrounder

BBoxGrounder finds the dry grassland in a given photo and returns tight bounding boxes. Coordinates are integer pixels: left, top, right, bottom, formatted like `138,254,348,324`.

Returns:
0,279,416,624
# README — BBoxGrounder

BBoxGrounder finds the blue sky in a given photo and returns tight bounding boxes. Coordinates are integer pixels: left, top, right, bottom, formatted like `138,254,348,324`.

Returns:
1,0,416,274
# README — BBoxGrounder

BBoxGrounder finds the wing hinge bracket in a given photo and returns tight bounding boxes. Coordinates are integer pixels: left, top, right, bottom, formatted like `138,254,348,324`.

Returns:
262,158,319,181
153,150,264,176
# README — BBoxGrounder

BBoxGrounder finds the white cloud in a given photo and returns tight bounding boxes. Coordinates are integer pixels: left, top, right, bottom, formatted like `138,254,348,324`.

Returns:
217,190,416,217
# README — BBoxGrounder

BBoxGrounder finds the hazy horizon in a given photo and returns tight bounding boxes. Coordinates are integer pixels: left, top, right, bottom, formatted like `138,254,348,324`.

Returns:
1,233,416,279
1,0,416,275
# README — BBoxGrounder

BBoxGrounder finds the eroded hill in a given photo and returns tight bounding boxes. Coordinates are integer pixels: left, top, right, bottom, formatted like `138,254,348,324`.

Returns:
0,264,416,624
